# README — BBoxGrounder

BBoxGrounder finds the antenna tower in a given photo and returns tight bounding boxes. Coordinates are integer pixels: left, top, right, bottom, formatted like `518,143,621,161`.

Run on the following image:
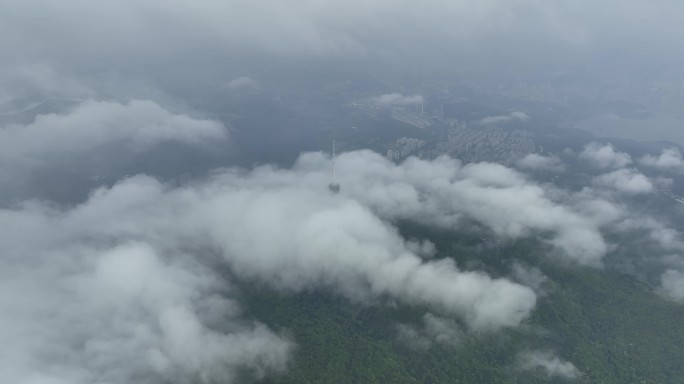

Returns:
328,141,340,194
333,140,336,180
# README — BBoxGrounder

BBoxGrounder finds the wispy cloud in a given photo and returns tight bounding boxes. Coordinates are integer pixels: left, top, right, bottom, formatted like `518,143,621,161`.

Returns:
370,93,424,107
478,111,529,125
517,350,581,379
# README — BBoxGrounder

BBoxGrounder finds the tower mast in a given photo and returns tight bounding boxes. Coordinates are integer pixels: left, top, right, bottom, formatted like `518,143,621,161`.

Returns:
328,140,340,194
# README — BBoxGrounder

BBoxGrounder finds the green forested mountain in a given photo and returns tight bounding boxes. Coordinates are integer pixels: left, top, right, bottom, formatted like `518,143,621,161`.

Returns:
242,228,684,384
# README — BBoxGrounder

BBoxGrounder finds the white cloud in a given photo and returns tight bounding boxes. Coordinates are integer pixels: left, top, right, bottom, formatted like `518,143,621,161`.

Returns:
511,263,548,293
371,93,424,107
1,64,94,100
3,130,681,382
518,350,581,379
177,171,536,330
580,143,632,170
2,150,556,382
0,236,291,384
0,99,227,202
226,76,260,91
612,216,684,252
570,192,627,227
639,148,684,172
327,151,608,266
0,99,226,164
406,238,437,258
516,153,564,172
397,313,462,350
478,111,529,125
568,181,684,254
592,168,654,195
660,269,684,301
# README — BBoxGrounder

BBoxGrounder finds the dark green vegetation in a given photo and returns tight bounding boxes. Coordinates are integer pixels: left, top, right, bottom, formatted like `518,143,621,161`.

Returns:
238,224,684,384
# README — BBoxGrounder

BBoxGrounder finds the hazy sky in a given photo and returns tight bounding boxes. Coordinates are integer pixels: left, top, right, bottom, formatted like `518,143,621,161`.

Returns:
2,0,684,102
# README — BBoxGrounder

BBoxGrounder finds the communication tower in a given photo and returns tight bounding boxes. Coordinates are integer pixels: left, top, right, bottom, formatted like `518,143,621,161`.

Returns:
328,141,341,194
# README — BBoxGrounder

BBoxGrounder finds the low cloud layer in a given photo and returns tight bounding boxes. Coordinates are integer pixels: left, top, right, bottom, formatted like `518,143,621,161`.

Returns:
330,151,608,265
226,76,260,92
518,350,581,379
397,313,463,350
516,153,564,173
592,168,654,195
6,130,683,382
511,263,548,294
2,149,560,383
0,99,227,203
0,228,291,383
478,111,529,125
0,99,226,160
565,142,684,299
640,148,684,172
371,93,424,107
580,143,633,170
660,270,684,301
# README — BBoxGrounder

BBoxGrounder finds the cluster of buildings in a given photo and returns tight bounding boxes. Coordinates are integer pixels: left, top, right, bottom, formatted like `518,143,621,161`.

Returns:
429,123,537,163
349,93,539,164
386,137,427,161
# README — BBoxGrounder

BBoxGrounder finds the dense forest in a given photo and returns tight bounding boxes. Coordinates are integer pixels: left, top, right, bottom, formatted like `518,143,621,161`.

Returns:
239,225,684,384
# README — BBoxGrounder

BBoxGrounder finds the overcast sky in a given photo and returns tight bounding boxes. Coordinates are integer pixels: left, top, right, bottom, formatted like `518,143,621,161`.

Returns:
2,0,684,102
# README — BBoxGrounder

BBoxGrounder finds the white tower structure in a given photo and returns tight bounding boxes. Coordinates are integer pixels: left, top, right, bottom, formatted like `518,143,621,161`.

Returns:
328,141,340,193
